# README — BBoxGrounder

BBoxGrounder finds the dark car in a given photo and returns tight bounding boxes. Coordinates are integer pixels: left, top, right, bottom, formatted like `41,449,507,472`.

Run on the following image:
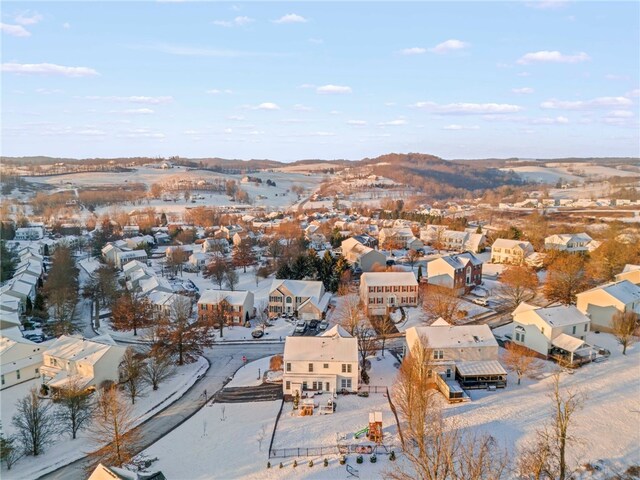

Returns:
251,329,264,339
309,320,319,329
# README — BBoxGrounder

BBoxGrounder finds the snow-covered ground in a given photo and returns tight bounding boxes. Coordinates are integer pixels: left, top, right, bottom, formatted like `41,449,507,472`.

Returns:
226,355,276,388
0,357,207,479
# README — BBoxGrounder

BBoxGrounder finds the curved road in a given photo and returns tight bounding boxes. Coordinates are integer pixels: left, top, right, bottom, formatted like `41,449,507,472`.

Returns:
39,343,283,480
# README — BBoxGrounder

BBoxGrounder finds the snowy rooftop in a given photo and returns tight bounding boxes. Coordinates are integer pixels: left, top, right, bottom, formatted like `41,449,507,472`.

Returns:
456,360,507,376
577,280,640,305
270,279,324,300
406,320,497,350
361,271,417,287
284,325,357,362
44,334,123,365
198,289,252,306
513,303,590,327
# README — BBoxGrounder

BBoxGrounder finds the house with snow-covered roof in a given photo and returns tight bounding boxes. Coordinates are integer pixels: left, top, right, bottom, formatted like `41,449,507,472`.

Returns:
1,335,47,390
359,271,418,315
615,264,640,286
268,279,331,320
282,325,358,398
341,237,386,273
198,289,254,325
511,303,592,363
405,319,506,393
41,334,126,392
490,239,534,265
544,233,593,253
426,251,483,295
576,280,640,332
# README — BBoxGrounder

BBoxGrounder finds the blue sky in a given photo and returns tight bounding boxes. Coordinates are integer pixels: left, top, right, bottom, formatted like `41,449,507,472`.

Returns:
2,1,639,161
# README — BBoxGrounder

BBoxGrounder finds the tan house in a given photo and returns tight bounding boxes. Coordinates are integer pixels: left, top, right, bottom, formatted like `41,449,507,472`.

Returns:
198,289,255,325
359,271,418,315
341,237,386,272
490,239,534,265
268,280,331,320
576,280,640,332
615,264,640,285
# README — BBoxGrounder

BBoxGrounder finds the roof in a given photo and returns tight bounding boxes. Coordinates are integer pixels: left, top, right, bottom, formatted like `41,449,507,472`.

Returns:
406,323,497,350
456,360,507,376
284,328,357,362
492,238,533,250
198,289,252,306
431,252,482,271
577,280,640,305
551,333,585,353
513,303,589,327
361,272,418,287
44,335,122,365
622,264,640,274
270,279,324,300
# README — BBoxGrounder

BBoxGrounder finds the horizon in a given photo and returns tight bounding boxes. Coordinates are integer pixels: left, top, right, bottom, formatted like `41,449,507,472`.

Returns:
2,1,639,160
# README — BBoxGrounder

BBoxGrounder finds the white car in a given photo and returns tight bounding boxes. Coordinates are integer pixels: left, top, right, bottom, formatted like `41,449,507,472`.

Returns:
472,298,489,307
294,321,307,334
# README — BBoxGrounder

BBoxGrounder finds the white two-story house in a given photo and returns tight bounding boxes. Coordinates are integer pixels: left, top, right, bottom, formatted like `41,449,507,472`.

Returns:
282,325,358,399
359,271,418,315
268,279,331,320
576,280,640,332
544,233,593,253
490,239,535,265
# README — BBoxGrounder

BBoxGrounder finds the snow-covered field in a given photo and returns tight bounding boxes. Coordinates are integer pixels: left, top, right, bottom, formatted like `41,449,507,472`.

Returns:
0,357,207,479
501,166,582,184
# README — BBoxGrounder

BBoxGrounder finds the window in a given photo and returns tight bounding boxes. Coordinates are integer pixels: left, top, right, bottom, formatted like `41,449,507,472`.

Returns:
341,378,352,389
541,327,545,334
572,326,576,335
16,370,20,380
446,369,452,379
286,362,291,372
312,381,322,390
1,375,4,385
286,381,290,390
433,350,444,360
286,296,292,304
35,368,39,375
323,363,329,369
584,324,588,332
308,363,314,373
427,369,432,378
302,381,308,390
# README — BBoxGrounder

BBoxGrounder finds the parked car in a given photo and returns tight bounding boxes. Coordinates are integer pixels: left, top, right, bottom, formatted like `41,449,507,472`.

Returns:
318,320,329,331
308,320,319,329
251,329,264,339
294,320,307,334
23,333,44,343
472,298,489,306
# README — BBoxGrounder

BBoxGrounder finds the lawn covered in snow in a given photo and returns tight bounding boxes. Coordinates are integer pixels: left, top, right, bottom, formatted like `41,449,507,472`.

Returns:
0,357,207,480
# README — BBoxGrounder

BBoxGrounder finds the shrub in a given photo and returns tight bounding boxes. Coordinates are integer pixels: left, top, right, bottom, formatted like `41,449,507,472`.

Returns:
389,451,396,461
267,462,271,469
361,369,370,385
39,384,49,396
356,455,363,464
269,354,283,371
308,460,313,467
324,458,328,467
279,462,283,469
293,460,297,468
339,455,346,465
370,454,377,463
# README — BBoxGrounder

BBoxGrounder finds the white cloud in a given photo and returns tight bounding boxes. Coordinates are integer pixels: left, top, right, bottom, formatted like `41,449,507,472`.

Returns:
308,38,323,44
329,110,341,115
411,101,523,114
35,88,63,94
63,22,71,29
517,51,590,65
525,0,569,10
120,128,165,139
1,23,31,37
316,84,352,95
531,116,569,124
14,12,44,26
224,128,233,134
310,131,335,136
605,74,630,81
517,72,531,77
512,87,534,94
606,110,633,118
442,124,480,130
212,16,254,27
84,95,172,104
298,83,315,89
347,120,367,126
540,96,633,109
378,119,408,126
206,89,233,94
2,63,99,77
627,89,640,98
249,102,280,110
121,108,155,115
293,104,312,111
400,47,426,56
273,13,307,24
76,129,107,136
428,39,470,54
227,115,245,121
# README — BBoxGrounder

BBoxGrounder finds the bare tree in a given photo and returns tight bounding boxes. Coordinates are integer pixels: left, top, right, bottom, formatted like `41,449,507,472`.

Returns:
11,388,57,456
256,424,267,452
376,314,396,357
517,436,553,480
143,349,176,391
497,265,539,309
202,296,232,338
335,292,364,336
90,386,140,469
543,253,589,305
503,342,543,385
422,285,463,324
111,288,153,336
203,256,229,289
224,268,239,291
0,434,22,470
119,347,147,404
611,310,638,355
254,300,269,330
54,376,93,439
406,249,420,270
354,323,378,382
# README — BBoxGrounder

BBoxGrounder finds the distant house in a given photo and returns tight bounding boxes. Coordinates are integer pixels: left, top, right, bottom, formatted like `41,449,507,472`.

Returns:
544,233,593,253
341,238,386,272
512,303,592,362
359,272,418,316
202,238,230,254
268,279,330,320
420,227,486,253
188,252,209,270
615,264,640,286
88,463,166,480
282,325,358,398
122,225,140,237
1,335,46,390
426,252,483,295
147,291,191,319
198,289,255,325
379,227,423,250
405,319,506,395
576,280,640,332
490,239,534,265
115,250,148,270
221,225,243,240
41,335,126,392
14,226,44,241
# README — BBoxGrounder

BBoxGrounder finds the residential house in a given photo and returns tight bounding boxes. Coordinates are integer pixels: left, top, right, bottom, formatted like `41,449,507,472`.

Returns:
188,252,209,271
41,334,127,392
544,233,593,253
512,303,592,363
282,325,358,398
426,252,483,295
115,250,148,270
379,227,423,250
615,264,640,286
202,238,230,254
268,279,331,320
341,238,386,272
147,291,191,319
405,319,506,395
221,225,243,240
88,463,166,480
198,289,255,325
490,239,535,265
1,335,46,390
14,226,44,241
576,280,640,332
359,271,418,316
420,227,486,253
